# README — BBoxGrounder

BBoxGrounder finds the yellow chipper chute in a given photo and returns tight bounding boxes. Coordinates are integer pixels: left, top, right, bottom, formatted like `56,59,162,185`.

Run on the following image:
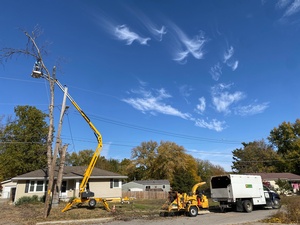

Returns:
162,182,209,217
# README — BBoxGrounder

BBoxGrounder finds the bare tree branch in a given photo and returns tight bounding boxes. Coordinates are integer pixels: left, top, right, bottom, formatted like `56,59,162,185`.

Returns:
1,27,57,218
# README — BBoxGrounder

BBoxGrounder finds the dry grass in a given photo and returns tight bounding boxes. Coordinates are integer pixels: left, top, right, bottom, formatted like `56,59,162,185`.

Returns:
263,195,300,224
0,199,166,225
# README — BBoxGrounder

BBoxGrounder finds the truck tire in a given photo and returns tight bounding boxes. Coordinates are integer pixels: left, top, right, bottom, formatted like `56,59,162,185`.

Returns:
188,206,198,217
272,198,281,209
88,199,97,208
243,200,253,213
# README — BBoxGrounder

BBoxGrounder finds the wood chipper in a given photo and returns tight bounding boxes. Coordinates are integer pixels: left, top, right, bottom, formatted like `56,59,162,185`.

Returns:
162,182,209,217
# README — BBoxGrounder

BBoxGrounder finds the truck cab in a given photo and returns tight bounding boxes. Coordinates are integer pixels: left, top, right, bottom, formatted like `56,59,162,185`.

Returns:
263,185,281,209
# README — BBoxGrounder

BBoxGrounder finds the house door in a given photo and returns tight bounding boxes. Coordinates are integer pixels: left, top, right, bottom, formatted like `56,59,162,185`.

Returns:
60,181,67,199
10,188,16,202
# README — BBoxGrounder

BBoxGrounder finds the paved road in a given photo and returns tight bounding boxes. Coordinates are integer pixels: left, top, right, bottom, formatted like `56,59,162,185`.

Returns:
103,208,286,225
36,208,298,225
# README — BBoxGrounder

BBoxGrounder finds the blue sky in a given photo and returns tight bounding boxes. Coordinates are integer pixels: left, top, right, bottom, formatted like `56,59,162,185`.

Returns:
1,0,300,171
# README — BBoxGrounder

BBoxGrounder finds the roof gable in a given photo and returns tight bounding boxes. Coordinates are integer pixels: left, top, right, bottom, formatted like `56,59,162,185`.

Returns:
12,166,127,180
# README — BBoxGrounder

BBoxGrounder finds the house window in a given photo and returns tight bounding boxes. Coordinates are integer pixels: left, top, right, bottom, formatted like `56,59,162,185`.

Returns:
29,181,35,192
114,179,119,188
110,179,120,188
36,181,44,192
145,186,150,191
28,181,46,192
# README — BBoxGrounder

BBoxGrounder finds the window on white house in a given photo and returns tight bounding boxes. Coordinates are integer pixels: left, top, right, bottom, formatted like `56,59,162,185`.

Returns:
110,179,120,188
114,179,119,188
28,181,46,192
29,181,35,192
36,181,44,192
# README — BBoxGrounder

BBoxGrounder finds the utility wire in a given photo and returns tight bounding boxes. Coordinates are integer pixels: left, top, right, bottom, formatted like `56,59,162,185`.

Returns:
66,113,76,152
69,110,241,144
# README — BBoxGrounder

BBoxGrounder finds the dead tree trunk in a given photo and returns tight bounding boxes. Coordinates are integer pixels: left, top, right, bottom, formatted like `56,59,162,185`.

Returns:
43,67,56,218
52,86,68,206
54,144,68,202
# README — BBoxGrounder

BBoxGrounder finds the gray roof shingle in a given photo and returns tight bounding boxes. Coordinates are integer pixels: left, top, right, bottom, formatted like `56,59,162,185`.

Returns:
12,166,127,181
133,180,170,185
247,173,300,181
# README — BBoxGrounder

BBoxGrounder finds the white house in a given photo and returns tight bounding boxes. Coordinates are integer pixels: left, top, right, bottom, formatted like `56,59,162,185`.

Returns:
1,166,127,203
122,180,171,192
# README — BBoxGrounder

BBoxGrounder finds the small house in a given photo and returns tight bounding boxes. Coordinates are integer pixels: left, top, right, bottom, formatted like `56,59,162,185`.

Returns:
1,166,127,203
122,179,170,192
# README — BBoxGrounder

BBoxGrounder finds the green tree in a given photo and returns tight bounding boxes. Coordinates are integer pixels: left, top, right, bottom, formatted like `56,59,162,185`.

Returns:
65,149,94,166
131,140,201,191
131,140,158,179
172,167,197,193
153,141,189,182
119,158,133,177
232,139,281,174
0,106,48,180
96,156,121,173
268,119,300,174
196,159,226,184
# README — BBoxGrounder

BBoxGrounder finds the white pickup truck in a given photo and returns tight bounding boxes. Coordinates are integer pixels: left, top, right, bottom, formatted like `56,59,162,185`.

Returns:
210,174,281,212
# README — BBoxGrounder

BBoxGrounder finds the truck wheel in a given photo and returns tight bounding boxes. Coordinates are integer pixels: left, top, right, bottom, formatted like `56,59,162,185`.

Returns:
188,206,198,217
272,198,281,209
243,200,253,213
88,199,97,208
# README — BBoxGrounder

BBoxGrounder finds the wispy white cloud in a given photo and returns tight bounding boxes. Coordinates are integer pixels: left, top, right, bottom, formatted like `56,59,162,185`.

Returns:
276,0,293,9
179,85,194,103
282,0,300,17
115,25,151,45
93,14,151,45
152,26,167,41
275,0,300,22
123,84,227,132
125,6,167,41
210,63,223,81
224,46,239,71
122,86,191,119
223,46,234,63
227,60,239,71
168,22,207,63
179,85,193,98
234,102,270,116
140,17,167,41
195,97,206,114
194,118,226,132
211,83,245,114
209,45,239,80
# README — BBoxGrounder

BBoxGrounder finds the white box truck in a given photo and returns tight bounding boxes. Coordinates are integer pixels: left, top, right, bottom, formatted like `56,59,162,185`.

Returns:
210,174,281,212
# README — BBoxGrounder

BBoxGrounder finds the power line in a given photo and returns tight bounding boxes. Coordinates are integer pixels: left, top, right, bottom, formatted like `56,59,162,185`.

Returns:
69,110,242,144
66,113,76,152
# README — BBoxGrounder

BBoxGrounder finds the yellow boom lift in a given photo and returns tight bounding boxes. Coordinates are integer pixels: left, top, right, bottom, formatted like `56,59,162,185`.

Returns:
31,61,110,212
162,182,209,217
